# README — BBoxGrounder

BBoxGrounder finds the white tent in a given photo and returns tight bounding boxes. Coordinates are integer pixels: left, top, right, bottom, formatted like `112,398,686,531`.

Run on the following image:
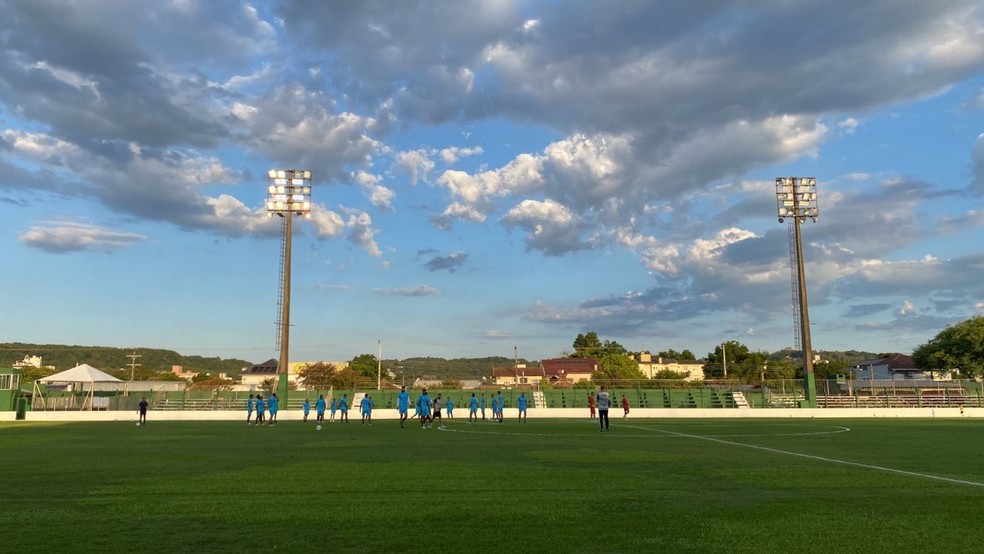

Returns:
35,364,122,410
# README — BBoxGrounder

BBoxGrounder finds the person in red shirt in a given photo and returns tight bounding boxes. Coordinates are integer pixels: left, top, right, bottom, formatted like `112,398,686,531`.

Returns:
588,392,596,419
621,394,630,419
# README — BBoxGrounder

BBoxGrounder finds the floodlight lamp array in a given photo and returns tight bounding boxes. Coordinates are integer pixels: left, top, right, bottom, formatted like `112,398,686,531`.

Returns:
266,169,313,218
775,176,819,223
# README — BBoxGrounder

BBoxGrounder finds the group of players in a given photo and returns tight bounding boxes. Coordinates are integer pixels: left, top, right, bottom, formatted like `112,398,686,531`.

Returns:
243,386,545,429
398,386,525,428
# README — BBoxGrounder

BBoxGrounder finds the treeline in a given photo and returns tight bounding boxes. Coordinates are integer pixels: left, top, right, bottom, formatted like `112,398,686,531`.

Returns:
0,343,252,382
382,356,531,380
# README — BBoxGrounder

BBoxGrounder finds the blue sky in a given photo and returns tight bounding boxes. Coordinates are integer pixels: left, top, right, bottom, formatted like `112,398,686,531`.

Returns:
2,1,984,365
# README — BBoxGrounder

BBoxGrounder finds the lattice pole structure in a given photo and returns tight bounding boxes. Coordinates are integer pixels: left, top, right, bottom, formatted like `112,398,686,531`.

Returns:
776,177,819,406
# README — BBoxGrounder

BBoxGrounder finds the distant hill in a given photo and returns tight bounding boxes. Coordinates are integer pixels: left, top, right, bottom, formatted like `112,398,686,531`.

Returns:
0,342,252,381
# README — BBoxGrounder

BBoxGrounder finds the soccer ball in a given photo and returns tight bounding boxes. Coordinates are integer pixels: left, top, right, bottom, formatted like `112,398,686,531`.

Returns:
316,425,322,431
135,422,140,426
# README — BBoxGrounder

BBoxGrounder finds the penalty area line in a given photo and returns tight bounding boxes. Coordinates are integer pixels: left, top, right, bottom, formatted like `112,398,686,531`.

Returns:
652,427,984,489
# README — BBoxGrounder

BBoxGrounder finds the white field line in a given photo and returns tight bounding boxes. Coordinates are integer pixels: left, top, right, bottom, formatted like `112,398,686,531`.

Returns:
621,423,984,489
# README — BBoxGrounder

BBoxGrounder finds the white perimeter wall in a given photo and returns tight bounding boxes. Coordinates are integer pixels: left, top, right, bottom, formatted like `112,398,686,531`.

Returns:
2,406,979,422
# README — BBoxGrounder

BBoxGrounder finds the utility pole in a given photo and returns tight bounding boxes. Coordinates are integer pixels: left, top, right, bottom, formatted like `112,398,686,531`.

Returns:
127,351,142,381
125,351,141,398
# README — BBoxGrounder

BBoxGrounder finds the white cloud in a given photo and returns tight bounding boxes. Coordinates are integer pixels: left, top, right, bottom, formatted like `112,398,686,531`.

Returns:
373,285,440,297
352,170,395,209
439,145,484,164
501,199,589,255
18,222,146,253
395,149,435,185
838,117,860,134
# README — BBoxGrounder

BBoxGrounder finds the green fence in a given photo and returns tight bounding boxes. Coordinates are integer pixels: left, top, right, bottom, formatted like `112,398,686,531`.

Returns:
23,379,984,411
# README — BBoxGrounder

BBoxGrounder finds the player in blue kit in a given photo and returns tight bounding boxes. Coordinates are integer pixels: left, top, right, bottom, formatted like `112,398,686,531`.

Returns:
315,395,326,424
490,394,498,423
418,389,432,428
517,392,528,423
255,395,265,425
268,393,279,425
496,391,505,423
361,393,373,425
329,397,337,422
480,393,487,421
397,385,410,428
469,393,478,423
339,394,349,423
446,396,454,420
246,394,255,425
302,398,311,422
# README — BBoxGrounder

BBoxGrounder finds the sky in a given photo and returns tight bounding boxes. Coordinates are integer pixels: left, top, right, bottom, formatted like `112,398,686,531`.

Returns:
2,0,984,366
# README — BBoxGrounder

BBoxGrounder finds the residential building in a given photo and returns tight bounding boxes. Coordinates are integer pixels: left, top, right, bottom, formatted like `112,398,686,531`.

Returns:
635,352,705,381
854,354,932,381
240,359,350,388
491,358,597,387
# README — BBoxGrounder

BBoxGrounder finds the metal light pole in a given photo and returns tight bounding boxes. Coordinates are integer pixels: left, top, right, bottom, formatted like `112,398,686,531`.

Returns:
722,342,728,379
267,169,312,401
776,176,819,406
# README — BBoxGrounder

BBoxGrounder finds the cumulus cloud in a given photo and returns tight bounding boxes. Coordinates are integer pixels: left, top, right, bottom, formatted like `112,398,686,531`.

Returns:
501,199,591,255
352,170,395,209
440,146,484,164
395,149,435,185
233,86,382,182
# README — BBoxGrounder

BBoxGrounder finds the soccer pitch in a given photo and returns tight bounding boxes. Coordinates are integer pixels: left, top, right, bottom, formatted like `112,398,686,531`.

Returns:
3,417,983,553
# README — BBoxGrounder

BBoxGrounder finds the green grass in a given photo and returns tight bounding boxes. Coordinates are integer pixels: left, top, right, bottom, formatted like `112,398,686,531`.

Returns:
3,417,984,553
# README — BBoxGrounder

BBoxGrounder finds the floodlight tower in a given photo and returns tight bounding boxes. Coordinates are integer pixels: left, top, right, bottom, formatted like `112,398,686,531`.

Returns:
776,177,819,406
267,169,312,400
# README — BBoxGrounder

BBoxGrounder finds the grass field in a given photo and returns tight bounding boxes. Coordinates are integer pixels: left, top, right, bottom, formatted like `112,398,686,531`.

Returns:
3,417,984,553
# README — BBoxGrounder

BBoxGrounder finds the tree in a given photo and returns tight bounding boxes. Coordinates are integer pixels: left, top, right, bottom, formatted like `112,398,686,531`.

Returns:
594,352,646,381
653,369,688,380
913,316,984,379
299,361,338,391
188,377,234,392
704,341,771,383
656,349,696,361
572,332,627,359
331,367,361,390
349,354,379,379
